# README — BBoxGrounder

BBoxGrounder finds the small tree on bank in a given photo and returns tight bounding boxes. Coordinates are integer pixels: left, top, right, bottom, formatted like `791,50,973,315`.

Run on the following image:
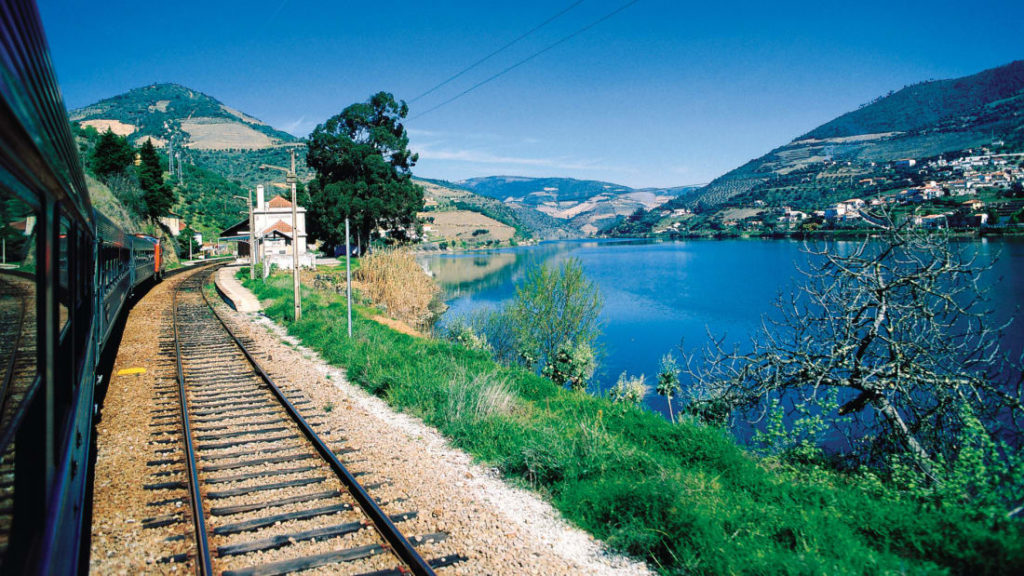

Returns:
682,216,1022,497
506,258,603,373
657,353,682,423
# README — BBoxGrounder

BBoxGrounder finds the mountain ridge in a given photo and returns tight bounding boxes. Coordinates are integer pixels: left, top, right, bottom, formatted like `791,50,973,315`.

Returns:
630,59,1024,229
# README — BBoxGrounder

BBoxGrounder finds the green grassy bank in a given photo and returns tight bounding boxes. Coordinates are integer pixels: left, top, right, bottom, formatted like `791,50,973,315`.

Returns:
242,271,1022,575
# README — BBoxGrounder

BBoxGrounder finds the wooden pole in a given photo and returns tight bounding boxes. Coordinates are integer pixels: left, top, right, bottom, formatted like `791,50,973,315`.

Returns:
290,150,301,321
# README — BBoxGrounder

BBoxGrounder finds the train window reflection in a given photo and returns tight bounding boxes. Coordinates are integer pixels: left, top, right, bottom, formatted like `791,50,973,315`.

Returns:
58,215,70,333
0,188,40,561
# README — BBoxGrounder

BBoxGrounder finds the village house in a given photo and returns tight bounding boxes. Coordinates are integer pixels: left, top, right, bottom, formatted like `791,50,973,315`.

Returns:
778,207,807,223
961,199,986,211
913,214,949,229
825,199,866,223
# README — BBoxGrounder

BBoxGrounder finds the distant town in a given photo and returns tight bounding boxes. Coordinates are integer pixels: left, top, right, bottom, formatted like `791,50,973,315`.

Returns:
651,147,1024,236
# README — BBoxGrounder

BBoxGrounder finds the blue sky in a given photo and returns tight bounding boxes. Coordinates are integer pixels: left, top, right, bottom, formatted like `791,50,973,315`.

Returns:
39,0,1023,188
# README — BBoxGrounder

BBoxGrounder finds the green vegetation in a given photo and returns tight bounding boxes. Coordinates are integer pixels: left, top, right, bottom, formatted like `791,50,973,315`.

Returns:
89,128,134,178
306,92,423,250
243,269,1023,575
804,60,1024,140
452,197,576,240
190,147,313,189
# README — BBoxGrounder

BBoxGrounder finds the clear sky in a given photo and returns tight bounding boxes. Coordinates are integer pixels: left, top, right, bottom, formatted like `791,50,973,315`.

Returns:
38,0,1024,188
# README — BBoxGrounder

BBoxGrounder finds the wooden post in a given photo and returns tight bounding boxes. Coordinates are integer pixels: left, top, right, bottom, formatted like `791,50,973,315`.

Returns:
248,188,255,280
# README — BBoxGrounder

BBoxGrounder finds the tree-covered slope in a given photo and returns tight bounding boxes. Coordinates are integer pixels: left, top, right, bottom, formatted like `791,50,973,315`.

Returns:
803,60,1024,139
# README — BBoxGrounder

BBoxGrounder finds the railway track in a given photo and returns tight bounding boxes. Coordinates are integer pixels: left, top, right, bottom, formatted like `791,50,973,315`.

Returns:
153,266,463,575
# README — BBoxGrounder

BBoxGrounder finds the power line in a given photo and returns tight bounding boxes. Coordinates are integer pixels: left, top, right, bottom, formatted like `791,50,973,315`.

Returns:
411,0,640,121
409,0,587,104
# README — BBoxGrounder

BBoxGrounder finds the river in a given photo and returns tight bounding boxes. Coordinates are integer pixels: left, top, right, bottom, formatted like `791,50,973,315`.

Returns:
420,238,1024,423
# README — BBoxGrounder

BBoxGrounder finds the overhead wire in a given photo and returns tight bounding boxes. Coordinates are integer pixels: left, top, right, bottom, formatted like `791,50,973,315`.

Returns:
410,0,640,120
409,0,587,104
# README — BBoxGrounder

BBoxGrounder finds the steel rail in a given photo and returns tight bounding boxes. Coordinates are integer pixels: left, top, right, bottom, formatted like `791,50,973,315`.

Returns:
197,266,437,576
0,282,28,444
172,268,215,576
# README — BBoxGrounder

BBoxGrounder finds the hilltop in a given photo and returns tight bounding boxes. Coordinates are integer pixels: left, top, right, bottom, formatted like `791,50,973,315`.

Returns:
611,60,1024,236
72,84,593,246
71,83,299,149
72,83,312,190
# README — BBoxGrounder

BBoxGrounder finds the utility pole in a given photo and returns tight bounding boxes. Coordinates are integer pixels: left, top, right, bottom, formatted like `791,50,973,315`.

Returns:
346,218,352,338
232,192,256,279
289,149,301,321
249,188,256,280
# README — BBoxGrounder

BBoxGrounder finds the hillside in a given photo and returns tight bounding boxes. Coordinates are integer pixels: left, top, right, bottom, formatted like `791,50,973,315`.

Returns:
417,178,579,242
71,83,298,149
804,60,1024,139
71,83,312,189
614,60,1024,235
458,176,698,235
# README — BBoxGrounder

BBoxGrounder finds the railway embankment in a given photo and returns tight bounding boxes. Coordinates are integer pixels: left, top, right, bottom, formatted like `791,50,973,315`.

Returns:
90,265,645,575
242,267,1024,575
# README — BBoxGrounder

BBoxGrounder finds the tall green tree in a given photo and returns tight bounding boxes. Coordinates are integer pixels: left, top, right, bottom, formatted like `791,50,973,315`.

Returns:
138,138,173,220
306,92,423,251
90,128,135,178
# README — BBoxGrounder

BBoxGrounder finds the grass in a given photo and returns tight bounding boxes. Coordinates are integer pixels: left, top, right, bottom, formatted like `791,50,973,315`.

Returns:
243,271,1024,575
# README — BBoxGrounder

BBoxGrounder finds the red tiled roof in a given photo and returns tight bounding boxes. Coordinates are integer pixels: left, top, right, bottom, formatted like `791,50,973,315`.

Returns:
267,195,292,208
262,220,294,236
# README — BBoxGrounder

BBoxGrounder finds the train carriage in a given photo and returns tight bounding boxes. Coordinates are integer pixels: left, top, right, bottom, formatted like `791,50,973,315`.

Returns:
0,1,166,573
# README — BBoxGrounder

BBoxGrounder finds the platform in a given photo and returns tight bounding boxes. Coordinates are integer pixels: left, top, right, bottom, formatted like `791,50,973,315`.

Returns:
214,265,261,312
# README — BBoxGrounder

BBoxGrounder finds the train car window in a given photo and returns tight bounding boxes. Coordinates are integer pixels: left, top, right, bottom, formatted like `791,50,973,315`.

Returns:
75,227,92,370
0,189,39,395
0,187,40,562
58,215,70,333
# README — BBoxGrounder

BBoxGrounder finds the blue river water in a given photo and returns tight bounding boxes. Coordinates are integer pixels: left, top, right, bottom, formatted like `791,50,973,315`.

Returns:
420,238,1024,422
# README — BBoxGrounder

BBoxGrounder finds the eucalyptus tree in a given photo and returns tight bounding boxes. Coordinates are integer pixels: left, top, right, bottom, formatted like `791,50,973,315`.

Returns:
306,92,423,251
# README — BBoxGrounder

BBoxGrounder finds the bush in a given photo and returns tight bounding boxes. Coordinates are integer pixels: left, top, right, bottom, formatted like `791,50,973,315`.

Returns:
608,372,647,406
354,248,440,328
541,341,596,392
